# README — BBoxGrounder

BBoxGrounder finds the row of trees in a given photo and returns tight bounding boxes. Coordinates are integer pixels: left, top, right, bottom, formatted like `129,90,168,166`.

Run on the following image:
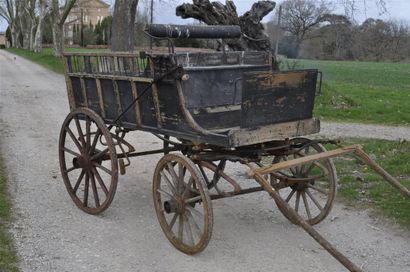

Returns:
1,0,407,62
266,0,410,61
0,0,76,55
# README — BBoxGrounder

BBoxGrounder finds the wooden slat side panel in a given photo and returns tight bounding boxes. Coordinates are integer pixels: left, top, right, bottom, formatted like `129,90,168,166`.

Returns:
241,70,318,128
229,119,320,147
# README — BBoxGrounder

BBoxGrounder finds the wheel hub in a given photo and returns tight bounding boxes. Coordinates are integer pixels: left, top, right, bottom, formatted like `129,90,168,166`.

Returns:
164,197,186,214
73,154,92,169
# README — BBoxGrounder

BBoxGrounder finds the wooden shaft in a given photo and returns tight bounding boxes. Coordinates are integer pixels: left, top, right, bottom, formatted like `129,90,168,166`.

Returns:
251,168,363,272
256,145,360,175
354,148,410,199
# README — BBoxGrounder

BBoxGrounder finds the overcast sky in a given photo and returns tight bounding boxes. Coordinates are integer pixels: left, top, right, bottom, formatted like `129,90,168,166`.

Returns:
1,0,410,32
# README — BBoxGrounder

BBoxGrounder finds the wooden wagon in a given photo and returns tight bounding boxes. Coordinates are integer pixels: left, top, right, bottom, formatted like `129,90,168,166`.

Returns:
59,25,410,272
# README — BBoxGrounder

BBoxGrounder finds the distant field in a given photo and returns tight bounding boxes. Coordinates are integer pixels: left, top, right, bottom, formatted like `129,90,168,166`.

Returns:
284,59,410,126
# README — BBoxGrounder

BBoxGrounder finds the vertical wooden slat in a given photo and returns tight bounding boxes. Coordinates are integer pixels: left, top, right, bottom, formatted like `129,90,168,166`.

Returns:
95,78,106,118
131,81,142,126
151,83,162,128
80,77,88,107
63,56,76,109
112,80,123,116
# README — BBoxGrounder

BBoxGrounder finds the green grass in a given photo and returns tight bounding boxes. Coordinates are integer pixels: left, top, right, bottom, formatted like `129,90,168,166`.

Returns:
327,138,410,226
282,59,410,125
5,48,107,74
6,48,65,74
0,158,19,272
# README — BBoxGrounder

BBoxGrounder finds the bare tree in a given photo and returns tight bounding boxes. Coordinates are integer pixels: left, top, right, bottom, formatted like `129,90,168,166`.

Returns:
33,0,48,52
280,0,329,57
50,0,77,56
176,0,276,51
111,0,139,52
0,0,21,47
339,0,387,19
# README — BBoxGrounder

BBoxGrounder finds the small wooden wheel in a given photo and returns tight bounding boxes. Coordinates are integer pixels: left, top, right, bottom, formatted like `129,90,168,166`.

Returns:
153,154,213,254
59,107,118,214
271,138,337,225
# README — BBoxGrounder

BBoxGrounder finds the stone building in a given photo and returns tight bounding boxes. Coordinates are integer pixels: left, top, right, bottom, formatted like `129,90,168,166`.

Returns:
64,0,110,44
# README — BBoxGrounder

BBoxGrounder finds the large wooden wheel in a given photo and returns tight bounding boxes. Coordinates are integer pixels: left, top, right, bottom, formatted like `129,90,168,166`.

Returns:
59,107,118,214
270,138,337,225
153,154,213,254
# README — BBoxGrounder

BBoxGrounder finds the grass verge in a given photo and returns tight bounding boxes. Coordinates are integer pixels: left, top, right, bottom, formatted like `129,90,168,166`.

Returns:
5,48,64,74
0,157,19,272
327,138,410,227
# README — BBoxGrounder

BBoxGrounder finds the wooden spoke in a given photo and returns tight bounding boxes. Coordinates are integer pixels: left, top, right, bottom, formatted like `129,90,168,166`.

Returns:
157,188,176,199
186,210,202,238
306,188,323,210
185,195,202,204
160,171,177,195
178,214,184,241
186,205,203,219
73,169,86,194
91,167,109,196
83,172,89,207
91,147,109,161
285,189,296,202
166,162,180,189
62,147,80,157
65,166,77,174
74,117,86,148
90,171,100,207
295,191,301,212
65,126,83,152
93,162,112,175
307,183,328,195
302,191,312,220
90,129,101,154
177,163,186,193
182,176,195,197
85,116,91,153
168,213,178,230
184,214,195,246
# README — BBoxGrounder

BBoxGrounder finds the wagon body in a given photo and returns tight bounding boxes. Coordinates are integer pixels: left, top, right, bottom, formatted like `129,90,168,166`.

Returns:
63,50,320,147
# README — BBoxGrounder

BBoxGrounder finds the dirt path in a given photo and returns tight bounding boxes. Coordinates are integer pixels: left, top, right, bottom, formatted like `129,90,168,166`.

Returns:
321,122,410,141
1,50,410,272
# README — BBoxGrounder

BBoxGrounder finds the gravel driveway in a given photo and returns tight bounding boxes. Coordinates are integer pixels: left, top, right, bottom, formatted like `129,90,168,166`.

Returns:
1,50,409,272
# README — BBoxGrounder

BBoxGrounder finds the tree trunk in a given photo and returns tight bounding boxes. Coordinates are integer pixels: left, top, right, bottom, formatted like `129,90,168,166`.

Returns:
176,0,275,51
30,22,36,50
33,0,46,52
50,0,77,57
52,23,64,57
111,0,139,52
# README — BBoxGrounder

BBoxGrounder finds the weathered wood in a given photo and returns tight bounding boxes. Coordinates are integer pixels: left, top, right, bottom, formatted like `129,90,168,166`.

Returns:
241,70,318,127
255,145,359,175
131,81,142,126
229,118,320,147
63,57,76,109
250,167,363,272
95,78,106,118
151,83,162,128
176,0,275,51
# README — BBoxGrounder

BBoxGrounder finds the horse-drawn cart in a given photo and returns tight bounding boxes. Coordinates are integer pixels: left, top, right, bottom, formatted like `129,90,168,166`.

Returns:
59,25,410,272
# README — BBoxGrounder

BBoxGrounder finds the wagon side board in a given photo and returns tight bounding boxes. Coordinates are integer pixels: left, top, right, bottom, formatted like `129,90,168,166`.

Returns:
228,118,320,147
241,70,318,128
